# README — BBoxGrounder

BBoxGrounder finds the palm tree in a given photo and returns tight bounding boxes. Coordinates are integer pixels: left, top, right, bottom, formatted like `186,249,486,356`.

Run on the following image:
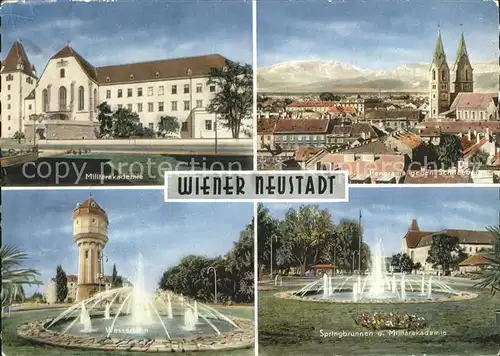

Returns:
474,225,500,295
1,245,42,306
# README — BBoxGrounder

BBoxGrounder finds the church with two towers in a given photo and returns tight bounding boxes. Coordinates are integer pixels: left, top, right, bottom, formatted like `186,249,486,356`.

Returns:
428,27,474,119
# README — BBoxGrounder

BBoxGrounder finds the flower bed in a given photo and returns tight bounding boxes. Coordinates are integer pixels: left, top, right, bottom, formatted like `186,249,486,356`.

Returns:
355,312,426,331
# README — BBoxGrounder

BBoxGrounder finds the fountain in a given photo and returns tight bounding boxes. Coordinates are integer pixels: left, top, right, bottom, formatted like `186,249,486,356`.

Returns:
285,239,475,304
104,302,111,320
23,253,253,352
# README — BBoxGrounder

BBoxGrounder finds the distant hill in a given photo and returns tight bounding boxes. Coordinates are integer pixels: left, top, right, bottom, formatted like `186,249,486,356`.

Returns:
258,60,498,93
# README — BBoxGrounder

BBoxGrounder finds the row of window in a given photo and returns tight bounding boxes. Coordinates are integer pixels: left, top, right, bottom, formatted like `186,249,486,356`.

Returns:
275,135,326,142
457,111,485,120
106,83,216,99
41,86,98,112
117,100,204,113
4,74,35,84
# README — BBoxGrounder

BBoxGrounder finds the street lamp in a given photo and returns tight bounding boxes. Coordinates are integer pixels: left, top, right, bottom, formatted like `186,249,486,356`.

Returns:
358,210,362,274
352,251,358,274
270,234,278,280
207,266,217,304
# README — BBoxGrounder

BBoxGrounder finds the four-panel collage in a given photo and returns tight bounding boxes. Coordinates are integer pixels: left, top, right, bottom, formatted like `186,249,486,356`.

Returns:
1,0,499,356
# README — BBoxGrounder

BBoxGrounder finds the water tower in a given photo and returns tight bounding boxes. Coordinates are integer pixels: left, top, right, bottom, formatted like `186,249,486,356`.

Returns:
73,195,109,302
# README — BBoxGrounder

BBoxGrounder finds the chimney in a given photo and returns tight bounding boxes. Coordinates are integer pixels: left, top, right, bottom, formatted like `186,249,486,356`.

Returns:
486,127,490,138
467,130,471,141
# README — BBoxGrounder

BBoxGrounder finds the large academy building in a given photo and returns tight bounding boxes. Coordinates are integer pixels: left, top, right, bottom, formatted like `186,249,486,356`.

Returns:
1,41,237,140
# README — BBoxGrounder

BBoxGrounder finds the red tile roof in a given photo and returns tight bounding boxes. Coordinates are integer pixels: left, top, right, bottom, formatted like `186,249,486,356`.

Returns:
462,137,489,159
393,132,423,149
287,101,338,108
451,92,498,110
257,118,278,134
73,196,109,223
294,147,323,162
459,254,489,266
420,121,500,134
327,106,356,113
2,41,36,77
51,45,99,82
274,119,330,134
404,231,433,248
417,230,496,247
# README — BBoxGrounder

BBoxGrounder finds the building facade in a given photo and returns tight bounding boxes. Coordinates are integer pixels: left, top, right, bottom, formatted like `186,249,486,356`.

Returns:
401,219,495,271
1,41,236,139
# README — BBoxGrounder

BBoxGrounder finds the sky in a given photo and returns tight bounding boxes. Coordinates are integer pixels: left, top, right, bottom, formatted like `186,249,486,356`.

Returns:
2,189,253,296
257,0,498,69
265,187,499,257
0,0,252,75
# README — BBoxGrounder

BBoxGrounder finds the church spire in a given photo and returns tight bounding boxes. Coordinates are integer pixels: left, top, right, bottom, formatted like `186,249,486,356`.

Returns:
454,25,469,67
432,27,447,67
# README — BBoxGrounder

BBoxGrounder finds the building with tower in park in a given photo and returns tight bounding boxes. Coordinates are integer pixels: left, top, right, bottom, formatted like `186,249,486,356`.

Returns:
428,27,498,121
73,195,109,302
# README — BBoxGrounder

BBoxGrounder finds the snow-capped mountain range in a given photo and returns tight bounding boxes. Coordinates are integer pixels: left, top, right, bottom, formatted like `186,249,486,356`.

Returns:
257,60,498,93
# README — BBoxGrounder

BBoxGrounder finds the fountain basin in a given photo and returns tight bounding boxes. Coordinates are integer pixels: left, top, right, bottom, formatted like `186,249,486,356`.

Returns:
277,290,478,304
17,317,254,352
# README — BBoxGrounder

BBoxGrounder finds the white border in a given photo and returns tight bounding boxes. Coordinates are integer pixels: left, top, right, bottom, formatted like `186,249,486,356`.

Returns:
163,170,350,203
252,0,258,173
253,200,259,356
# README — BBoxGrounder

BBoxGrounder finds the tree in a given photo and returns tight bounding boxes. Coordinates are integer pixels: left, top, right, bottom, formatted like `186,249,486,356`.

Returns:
157,116,180,137
319,92,340,101
55,265,68,303
469,149,489,170
256,203,281,279
30,292,45,303
279,205,335,275
113,108,141,138
207,61,252,138
426,233,467,272
1,245,42,306
437,134,462,169
391,253,414,273
136,126,156,138
13,131,25,144
96,102,113,137
474,224,500,295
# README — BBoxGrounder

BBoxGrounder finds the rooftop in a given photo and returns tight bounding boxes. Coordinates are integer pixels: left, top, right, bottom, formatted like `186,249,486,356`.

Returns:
450,92,498,110
274,119,331,134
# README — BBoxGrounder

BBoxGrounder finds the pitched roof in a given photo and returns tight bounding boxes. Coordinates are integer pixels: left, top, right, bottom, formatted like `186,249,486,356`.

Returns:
365,109,420,120
459,254,488,266
96,54,228,84
417,230,496,247
25,89,35,100
453,29,469,70
50,45,229,85
343,140,396,154
73,196,109,223
404,231,432,248
2,41,36,77
462,137,489,159
450,92,497,110
294,146,323,162
419,121,500,135
257,118,278,134
287,101,338,108
392,131,423,149
274,119,330,134
51,45,99,82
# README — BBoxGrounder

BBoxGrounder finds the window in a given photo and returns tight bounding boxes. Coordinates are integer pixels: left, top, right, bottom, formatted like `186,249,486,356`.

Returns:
8,115,11,121
465,69,469,81
184,101,190,111
148,102,154,112
105,77,110,83
106,90,111,99
158,86,164,95
127,104,133,111
7,127,10,130
78,86,85,111
441,70,446,81
137,103,143,112
181,122,188,131
184,84,189,94
94,88,98,110
432,69,436,81
149,123,154,130
196,83,203,93
480,112,484,120
209,85,216,92
60,69,65,78
205,120,212,130
158,102,164,112
472,112,476,120
171,101,177,111
6,74,13,81
7,94,10,100
117,104,123,109
130,74,134,80
137,88,143,97
59,86,67,110
147,87,153,96
196,100,203,108
457,112,461,119
118,89,123,98
171,85,177,94
155,71,160,78
465,112,468,120
85,250,89,259
42,89,48,111
7,103,11,109
7,85,10,90
28,104,32,110
127,88,133,97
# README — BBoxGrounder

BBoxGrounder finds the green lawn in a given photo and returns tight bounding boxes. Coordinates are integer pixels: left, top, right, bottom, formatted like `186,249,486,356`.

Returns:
3,307,254,356
258,287,500,356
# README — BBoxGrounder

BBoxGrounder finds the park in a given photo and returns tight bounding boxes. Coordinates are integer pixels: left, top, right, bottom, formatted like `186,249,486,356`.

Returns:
257,201,500,355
